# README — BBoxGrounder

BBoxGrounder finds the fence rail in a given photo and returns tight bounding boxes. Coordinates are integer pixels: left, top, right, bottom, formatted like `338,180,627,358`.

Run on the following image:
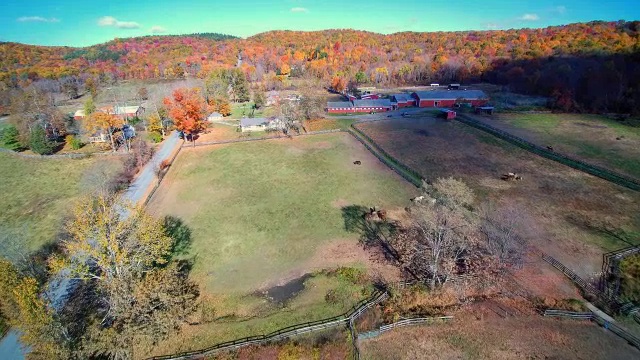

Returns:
188,129,344,148
348,125,422,187
0,146,127,159
544,309,640,349
357,316,453,341
456,115,640,191
147,290,389,360
540,253,632,314
543,310,594,319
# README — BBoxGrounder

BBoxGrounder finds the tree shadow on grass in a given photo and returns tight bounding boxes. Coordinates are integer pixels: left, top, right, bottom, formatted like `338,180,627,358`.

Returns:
164,216,193,258
341,205,401,263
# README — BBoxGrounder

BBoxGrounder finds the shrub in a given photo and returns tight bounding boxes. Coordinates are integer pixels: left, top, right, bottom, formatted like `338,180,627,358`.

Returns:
159,159,170,171
147,132,163,143
29,126,56,155
334,267,367,284
0,125,21,150
65,135,83,150
128,116,142,126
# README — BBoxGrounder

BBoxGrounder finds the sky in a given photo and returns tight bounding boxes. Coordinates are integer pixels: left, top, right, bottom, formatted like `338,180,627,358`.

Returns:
1,0,639,47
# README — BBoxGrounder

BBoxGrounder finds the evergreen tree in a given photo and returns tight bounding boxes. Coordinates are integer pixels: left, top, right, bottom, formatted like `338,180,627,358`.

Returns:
29,126,56,155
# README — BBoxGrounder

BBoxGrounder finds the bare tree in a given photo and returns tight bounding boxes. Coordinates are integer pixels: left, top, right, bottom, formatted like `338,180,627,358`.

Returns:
408,200,477,287
479,202,528,267
396,179,478,287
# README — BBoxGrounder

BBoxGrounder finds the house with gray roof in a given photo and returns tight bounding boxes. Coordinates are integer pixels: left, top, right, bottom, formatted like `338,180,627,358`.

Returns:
240,117,283,132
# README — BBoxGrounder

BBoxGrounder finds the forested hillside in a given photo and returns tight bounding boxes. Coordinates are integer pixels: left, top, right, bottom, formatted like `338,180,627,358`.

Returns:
1,21,639,113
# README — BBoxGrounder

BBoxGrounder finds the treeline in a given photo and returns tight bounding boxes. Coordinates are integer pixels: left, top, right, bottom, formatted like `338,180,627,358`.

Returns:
1,21,640,114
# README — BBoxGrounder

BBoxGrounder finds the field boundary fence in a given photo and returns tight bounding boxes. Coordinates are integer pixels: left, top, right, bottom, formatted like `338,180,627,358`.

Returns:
146,290,389,360
540,253,635,315
143,139,184,206
357,316,453,341
186,129,344,148
455,114,640,191
544,309,640,349
0,146,128,159
347,125,423,187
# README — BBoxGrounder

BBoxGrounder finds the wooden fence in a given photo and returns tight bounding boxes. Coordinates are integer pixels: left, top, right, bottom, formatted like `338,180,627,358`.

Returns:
0,146,126,159
347,125,422,187
188,129,344,148
456,115,640,192
540,253,632,314
146,290,389,360
544,309,640,350
357,316,453,341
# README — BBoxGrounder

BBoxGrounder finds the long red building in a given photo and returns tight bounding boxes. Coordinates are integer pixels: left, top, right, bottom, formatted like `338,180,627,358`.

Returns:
326,99,393,113
411,90,488,108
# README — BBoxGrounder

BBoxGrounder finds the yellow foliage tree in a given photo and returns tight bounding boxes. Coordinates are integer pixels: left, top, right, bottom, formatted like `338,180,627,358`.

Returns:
85,112,124,151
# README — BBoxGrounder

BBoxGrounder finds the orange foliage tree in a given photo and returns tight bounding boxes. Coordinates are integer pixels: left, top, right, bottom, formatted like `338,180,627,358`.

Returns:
163,88,208,145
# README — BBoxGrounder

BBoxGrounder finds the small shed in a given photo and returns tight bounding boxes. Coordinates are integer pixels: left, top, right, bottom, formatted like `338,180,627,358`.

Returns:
440,109,457,120
475,106,495,115
207,112,223,122
73,109,86,120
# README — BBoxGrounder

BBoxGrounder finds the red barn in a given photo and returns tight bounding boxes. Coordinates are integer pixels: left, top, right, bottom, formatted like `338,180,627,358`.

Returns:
412,90,488,108
326,101,354,114
361,93,380,100
352,99,393,113
391,94,416,108
326,99,393,113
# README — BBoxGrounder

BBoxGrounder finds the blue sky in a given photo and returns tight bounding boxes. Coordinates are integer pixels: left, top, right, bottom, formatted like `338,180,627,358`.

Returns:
1,0,638,47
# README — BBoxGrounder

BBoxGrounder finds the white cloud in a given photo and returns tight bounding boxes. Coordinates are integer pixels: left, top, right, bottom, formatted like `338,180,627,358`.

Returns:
486,23,499,30
290,7,309,13
98,16,140,29
519,13,539,21
17,16,60,23
555,6,566,14
150,25,166,34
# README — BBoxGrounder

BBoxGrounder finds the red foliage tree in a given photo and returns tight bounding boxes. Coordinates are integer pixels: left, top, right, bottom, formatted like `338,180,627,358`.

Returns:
163,88,208,145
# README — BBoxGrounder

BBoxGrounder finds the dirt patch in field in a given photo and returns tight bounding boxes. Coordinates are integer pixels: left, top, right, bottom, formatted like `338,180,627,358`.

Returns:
257,237,403,291
360,308,640,360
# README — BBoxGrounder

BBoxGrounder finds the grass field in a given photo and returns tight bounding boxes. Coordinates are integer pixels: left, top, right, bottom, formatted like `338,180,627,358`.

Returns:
356,117,640,278
0,152,122,255
147,133,415,355
480,113,640,180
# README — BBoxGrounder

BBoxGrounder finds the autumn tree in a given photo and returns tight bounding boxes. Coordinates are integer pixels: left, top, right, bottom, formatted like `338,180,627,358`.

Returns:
253,89,266,109
147,113,164,136
296,89,323,122
83,96,96,117
9,87,65,146
85,112,124,151
163,87,208,145
331,76,346,93
84,77,98,98
137,87,149,101
217,98,232,116
0,259,68,359
51,195,199,359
